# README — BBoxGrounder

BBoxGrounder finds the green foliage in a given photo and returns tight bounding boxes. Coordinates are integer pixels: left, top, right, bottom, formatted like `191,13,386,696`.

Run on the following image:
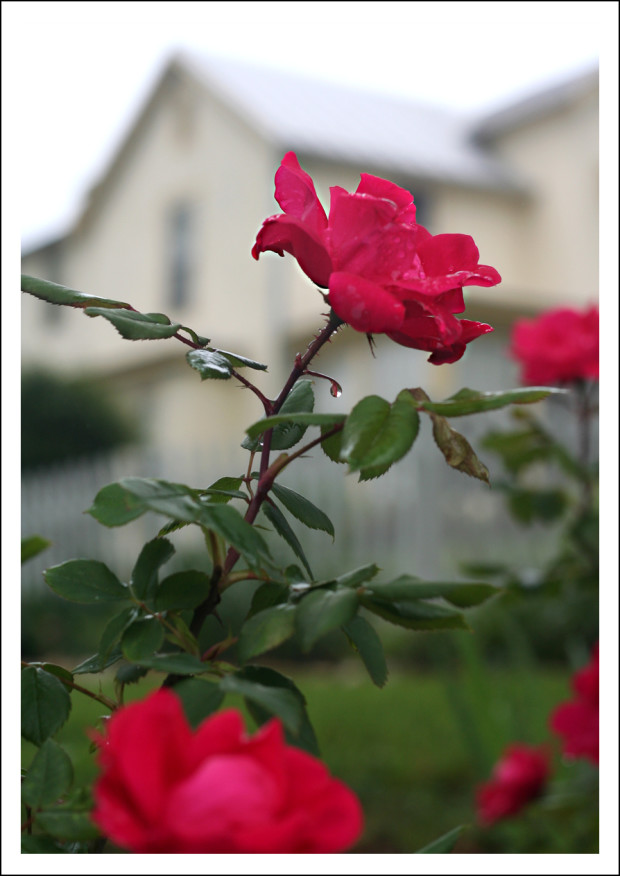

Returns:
21,666,72,745
21,370,136,470
21,738,74,809
21,535,51,564
415,825,465,853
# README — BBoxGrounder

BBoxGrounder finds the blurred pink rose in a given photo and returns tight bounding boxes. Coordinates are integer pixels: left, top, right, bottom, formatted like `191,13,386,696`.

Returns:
253,152,500,364
91,689,363,853
476,744,550,826
510,305,599,385
550,643,599,765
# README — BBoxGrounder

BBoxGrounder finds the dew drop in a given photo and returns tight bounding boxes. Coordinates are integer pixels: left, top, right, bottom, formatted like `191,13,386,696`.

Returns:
330,380,343,399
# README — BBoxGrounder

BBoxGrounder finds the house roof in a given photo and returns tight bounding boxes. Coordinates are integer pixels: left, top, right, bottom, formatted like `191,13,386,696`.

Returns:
180,52,523,192
473,65,598,143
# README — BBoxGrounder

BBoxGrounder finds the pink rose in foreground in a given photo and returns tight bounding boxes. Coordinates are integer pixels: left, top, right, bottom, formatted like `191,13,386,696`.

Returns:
510,305,599,385
550,643,599,765
476,744,550,826
253,152,500,364
91,690,363,853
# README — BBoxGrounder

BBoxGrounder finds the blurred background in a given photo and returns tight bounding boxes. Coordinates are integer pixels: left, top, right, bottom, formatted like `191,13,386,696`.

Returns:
14,0,609,854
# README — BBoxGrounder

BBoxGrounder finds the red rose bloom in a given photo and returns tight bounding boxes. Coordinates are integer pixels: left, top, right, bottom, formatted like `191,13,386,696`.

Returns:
550,643,599,765
510,305,599,385
476,744,550,826
253,152,501,364
91,690,363,853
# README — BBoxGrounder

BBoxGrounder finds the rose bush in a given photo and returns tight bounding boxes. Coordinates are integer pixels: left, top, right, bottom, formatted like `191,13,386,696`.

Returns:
510,305,599,385
91,689,363,853
253,151,501,363
550,643,599,765
476,744,550,826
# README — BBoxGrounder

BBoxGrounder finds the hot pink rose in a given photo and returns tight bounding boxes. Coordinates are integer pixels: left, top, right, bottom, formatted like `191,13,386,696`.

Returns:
550,643,599,765
253,152,500,364
91,689,363,853
476,744,550,826
510,305,599,385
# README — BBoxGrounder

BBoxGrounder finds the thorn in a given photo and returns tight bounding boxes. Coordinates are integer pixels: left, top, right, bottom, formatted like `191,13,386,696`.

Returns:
366,333,377,358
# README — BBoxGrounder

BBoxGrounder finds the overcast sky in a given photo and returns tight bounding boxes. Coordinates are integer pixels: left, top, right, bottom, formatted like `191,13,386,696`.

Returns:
4,0,615,248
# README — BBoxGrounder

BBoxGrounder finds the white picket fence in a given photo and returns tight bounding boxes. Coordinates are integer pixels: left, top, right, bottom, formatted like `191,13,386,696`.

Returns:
21,417,569,600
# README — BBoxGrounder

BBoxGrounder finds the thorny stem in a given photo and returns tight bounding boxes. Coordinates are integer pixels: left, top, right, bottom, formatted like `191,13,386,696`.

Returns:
169,310,344,661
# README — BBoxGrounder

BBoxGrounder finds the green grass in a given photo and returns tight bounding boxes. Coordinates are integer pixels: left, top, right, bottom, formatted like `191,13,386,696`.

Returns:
22,659,576,853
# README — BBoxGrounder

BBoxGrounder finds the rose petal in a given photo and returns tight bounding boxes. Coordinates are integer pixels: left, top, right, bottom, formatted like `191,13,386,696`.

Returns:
329,272,405,332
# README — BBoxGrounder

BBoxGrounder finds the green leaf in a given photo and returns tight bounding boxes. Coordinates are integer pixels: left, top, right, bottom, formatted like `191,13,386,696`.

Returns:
84,306,181,340
416,825,465,853
429,412,490,485
262,503,313,578
21,835,70,853
220,671,303,736
202,476,245,504
21,535,51,564
21,666,71,745
332,564,380,589
211,348,268,371
296,587,359,652
22,739,73,808
72,646,123,675
360,595,469,631
39,663,75,690
245,412,346,442
343,390,420,478
343,615,388,688
98,607,138,666
506,487,569,524
121,617,165,661
44,559,130,604
21,274,131,309
187,349,235,380
418,386,563,417
247,581,290,618
364,575,499,607
86,482,145,526
243,379,316,451
131,652,206,674
238,603,297,663
153,570,210,611
270,483,335,538
114,662,149,685
173,678,225,728
233,666,319,755
320,423,345,463
36,810,100,842
130,537,175,602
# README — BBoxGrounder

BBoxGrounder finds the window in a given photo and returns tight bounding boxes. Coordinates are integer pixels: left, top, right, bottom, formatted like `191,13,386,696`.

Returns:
168,203,193,309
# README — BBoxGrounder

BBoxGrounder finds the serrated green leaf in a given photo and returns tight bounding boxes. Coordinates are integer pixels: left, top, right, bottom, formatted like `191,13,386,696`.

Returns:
22,739,73,808
243,379,316,451
416,825,465,853
44,559,130,604
21,535,51,564
361,595,469,631
98,607,138,666
419,387,563,416
220,672,303,735
345,390,420,476
186,349,234,379
36,810,100,842
202,476,245,504
233,666,320,755
320,423,345,463
21,274,131,309
121,617,165,661
86,482,145,526
343,615,388,688
21,667,72,745
84,306,181,340
262,503,313,578
131,652,206,674
245,412,346,441
72,646,123,675
333,564,380,589
296,587,359,652
270,483,334,538
153,570,210,611
212,348,268,371
365,575,499,608
247,581,290,618
130,537,175,602
173,678,225,728
238,603,297,663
